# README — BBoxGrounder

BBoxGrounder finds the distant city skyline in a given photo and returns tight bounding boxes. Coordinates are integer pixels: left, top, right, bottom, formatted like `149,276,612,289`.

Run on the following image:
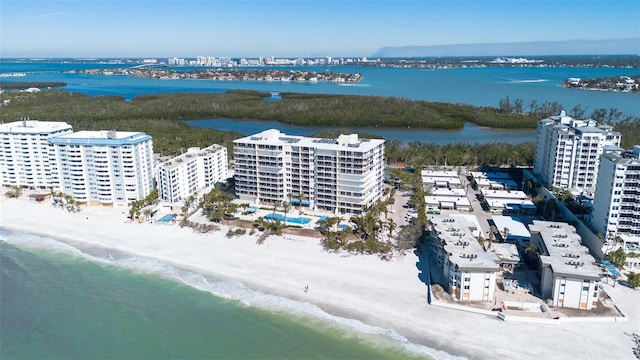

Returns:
1,0,639,58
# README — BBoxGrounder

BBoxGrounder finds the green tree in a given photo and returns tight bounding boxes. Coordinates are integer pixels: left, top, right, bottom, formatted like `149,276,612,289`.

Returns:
627,272,640,289
606,248,627,269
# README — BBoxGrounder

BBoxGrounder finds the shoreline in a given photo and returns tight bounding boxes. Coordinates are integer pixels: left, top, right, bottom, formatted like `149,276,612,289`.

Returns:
1,197,639,360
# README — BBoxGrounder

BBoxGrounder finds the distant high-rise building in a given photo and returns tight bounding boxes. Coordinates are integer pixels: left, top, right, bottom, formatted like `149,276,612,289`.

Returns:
49,130,154,207
0,119,73,189
533,111,621,194
155,144,228,204
592,145,640,240
233,129,385,214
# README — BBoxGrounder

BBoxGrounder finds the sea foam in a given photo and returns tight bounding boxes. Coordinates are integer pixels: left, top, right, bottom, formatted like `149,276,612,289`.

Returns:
0,227,465,360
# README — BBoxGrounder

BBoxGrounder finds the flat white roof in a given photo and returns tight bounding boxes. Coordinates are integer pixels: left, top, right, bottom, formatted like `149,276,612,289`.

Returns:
486,198,535,209
529,220,600,280
430,215,500,271
425,196,471,207
450,213,482,238
481,189,528,200
491,215,531,238
475,178,519,188
491,243,520,264
160,144,226,170
422,176,462,187
234,129,384,151
56,130,140,139
421,169,459,178
431,188,467,197
0,120,72,134
470,171,513,180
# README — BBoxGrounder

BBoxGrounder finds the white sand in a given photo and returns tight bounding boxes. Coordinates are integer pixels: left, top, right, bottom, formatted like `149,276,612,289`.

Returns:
1,197,639,360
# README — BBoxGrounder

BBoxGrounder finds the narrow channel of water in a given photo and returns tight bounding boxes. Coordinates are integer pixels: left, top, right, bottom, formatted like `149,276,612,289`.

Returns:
186,118,537,144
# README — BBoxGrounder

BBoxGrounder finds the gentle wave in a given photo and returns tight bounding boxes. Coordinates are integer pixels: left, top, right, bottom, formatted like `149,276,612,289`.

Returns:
505,79,549,83
337,83,371,87
0,227,466,360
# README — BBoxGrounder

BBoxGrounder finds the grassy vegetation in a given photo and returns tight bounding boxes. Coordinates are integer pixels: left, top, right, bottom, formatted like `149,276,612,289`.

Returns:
0,82,67,89
0,89,537,131
1,88,636,162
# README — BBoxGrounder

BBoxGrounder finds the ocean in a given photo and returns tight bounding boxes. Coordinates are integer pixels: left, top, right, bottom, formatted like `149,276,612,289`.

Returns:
0,229,450,360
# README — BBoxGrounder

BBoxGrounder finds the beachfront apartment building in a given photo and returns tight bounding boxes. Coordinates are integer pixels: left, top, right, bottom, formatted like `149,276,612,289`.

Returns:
49,130,154,207
0,119,73,189
529,221,601,310
155,144,229,204
592,146,640,242
533,111,621,195
234,129,385,214
427,215,500,302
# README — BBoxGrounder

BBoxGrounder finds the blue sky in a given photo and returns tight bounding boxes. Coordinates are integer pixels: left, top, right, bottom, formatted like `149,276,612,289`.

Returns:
1,0,638,58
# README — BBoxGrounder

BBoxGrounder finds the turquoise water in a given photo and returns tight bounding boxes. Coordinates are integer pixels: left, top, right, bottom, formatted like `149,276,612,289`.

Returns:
157,214,175,223
264,213,312,224
1,61,638,115
0,229,448,360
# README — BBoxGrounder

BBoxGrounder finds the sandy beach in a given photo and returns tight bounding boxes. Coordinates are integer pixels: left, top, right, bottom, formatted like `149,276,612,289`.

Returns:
1,197,639,360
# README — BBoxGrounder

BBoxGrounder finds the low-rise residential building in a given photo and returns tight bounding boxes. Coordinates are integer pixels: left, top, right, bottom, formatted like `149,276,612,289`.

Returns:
155,145,228,204
49,130,154,207
425,188,471,211
481,189,533,213
0,119,73,189
233,129,385,214
428,215,500,302
470,171,518,190
421,170,461,189
529,220,601,310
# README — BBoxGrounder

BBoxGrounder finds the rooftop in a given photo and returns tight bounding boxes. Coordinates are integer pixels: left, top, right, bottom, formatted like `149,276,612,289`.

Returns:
491,215,531,239
0,119,72,134
234,129,384,151
469,171,513,180
160,144,226,170
491,243,520,264
420,169,459,178
529,220,601,280
49,130,152,146
430,215,500,272
481,189,528,200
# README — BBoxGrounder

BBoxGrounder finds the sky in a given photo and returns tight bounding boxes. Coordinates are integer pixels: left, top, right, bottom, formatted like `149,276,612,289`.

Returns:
1,0,639,58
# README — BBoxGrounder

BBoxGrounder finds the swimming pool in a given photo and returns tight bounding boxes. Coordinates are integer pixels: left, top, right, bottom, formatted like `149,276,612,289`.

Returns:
157,214,175,223
264,213,311,224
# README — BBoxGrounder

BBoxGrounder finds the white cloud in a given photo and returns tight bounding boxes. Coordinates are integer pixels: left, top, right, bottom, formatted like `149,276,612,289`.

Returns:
24,11,72,20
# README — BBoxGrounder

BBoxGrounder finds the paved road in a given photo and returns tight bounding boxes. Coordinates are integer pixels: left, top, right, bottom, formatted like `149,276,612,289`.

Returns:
459,169,493,239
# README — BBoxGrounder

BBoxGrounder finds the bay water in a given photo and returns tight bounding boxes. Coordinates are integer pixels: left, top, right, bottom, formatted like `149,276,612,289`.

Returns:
1,61,638,115
0,229,453,360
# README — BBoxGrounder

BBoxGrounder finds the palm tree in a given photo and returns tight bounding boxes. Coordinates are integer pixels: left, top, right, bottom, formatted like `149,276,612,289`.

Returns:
525,244,539,265
487,229,495,250
377,219,386,240
387,218,396,241
486,225,497,250
502,227,510,243
283,199,291,224
143,208,152,222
